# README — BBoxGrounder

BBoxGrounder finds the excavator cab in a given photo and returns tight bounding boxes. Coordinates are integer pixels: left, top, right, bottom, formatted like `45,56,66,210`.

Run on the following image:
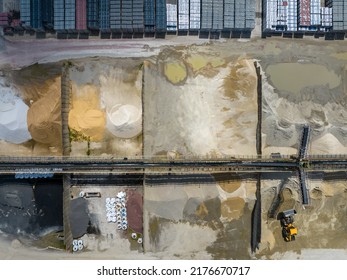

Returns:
278,209,297,242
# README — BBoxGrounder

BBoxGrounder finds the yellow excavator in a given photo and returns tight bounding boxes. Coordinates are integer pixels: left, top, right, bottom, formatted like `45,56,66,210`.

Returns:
279,209,297,242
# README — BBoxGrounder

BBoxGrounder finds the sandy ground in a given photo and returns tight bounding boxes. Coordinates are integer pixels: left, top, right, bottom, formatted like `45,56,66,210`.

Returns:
143,180,257,259
144,48,258,158
0,37,205,70
0,234,154,260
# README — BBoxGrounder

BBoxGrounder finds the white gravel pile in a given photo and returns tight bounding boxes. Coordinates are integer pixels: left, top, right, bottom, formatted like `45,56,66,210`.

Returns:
0,79,31,144
106,104,142,139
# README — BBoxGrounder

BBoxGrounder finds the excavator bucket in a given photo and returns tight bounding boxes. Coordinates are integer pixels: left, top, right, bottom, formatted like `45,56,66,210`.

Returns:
282,209,296,218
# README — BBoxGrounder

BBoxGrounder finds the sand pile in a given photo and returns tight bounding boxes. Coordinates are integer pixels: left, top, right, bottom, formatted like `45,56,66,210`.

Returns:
311,133,347,154
68,83,106,141
0,81,31,144
27,77,62,146
106,104,142,139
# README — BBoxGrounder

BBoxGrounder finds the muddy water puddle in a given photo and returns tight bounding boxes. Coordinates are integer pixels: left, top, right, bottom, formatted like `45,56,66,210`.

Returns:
266,63,340,94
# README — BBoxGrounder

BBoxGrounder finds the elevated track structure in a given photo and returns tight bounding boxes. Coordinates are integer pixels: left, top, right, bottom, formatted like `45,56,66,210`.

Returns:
297,124,311,205
0,154,347,175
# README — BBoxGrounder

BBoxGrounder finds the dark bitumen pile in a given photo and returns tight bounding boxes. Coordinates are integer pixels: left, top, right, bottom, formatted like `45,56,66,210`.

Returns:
0,177,63,237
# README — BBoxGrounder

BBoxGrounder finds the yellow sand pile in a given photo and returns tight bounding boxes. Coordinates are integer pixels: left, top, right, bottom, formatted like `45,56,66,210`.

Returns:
68,83,105,141
27,77,62,147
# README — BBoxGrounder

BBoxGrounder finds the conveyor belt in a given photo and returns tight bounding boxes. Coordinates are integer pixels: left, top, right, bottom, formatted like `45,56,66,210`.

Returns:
298,124,311,160
298,169,310,205
0,156,347,174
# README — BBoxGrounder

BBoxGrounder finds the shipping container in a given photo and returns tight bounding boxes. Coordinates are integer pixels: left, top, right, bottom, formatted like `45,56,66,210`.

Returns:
321,7,332,27
166,2,177,31
287,0,297,31
201,0,212,30
0,11,8,26
224,0,235,29
121,0,133,32
76,0,87,29
156,0,166,31
190,0,200,30
245,0,255,20
87,0,99,28
277,0,288,26
212,0,223,30
335,0,347,30
234,0,246,29
99,0,110,29
20,0,30,26
42,0,54,26
178,0,189,30
65,0,76,29
144,0,155,31
31,0,42,28
298,0,310,26
133,0,144,31
54,0,65,30
110,0,121,30
264,0,278,30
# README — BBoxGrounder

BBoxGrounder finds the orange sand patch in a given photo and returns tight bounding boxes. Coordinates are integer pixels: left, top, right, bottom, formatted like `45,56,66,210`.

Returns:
68,83,106,141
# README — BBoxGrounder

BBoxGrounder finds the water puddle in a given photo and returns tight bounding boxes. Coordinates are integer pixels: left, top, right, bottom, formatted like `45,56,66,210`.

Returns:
266,63,340,94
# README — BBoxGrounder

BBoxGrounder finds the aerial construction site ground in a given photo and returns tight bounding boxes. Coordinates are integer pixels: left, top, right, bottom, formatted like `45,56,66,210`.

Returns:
0,35,347,259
